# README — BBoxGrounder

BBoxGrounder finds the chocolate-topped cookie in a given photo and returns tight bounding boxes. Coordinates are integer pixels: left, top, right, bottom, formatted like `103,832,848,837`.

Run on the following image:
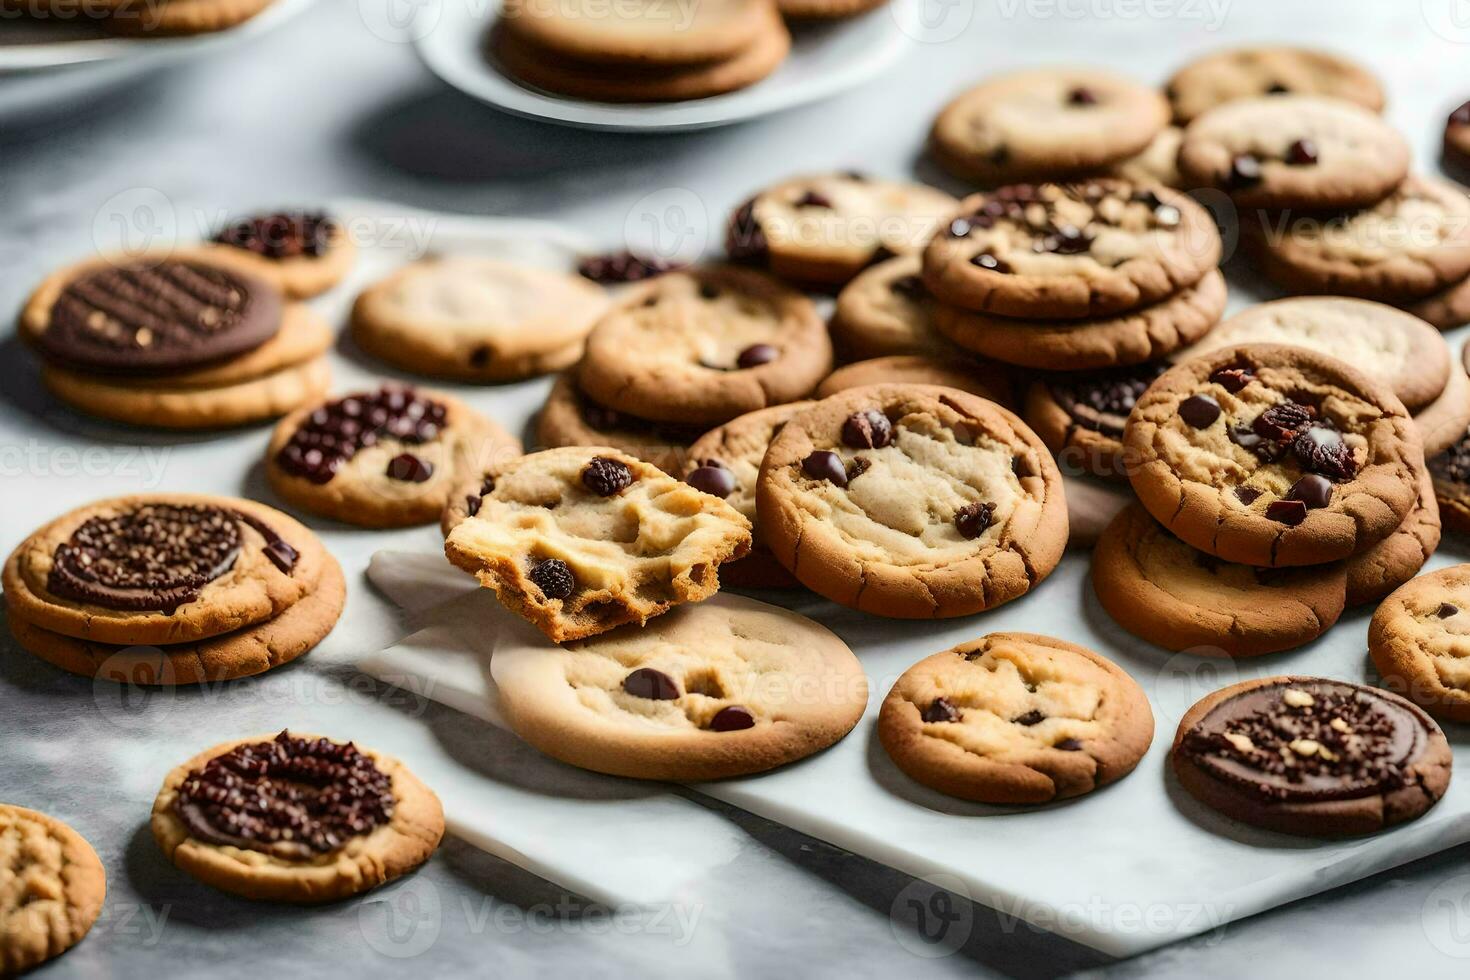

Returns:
534,372,702,474
1172,677,1451,837
21,253,283,374
1024,361,1168,480
1125,345,1423,567
756,385,1067,618
922,180,1221,320
211,210,355,299
151,731,444,902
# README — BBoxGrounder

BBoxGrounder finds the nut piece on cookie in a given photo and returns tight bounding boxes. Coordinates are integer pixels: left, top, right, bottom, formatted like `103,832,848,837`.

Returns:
1369,565,1470,723
151,732,444,902
0,805,107,976
444,447,753,641
757,384,1067,618
1171,677,1451,837
878,632,1154,804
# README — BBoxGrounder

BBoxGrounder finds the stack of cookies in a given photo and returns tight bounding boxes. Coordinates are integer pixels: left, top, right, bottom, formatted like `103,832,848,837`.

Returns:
20,250,332,429
492,0,790,103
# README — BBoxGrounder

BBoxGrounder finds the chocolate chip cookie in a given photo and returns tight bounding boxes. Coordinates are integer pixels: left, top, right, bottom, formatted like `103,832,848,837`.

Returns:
757,385,1067,617
815,354,1015,408
1371,565,1470,723
726,173,957,286
830,255,954,361
1023,361,1168,480
210,210,355,299
930,69,1169,185
267,386,521,529
1178,95,1409,210
878,633,1153,804
1125,345,1423,566
492,594,867,780
1093,503,1347,657
577,265,831,426
351,257,607,382
535,372,702,474
151,732,444,902
1166,46,1385,124
0,805,106,976
934,268,1226,371
1172,677,1450,837
444,447,752,641
922,181,1221,320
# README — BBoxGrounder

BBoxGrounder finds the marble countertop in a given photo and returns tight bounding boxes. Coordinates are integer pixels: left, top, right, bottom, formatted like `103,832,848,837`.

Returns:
4,1,1470,977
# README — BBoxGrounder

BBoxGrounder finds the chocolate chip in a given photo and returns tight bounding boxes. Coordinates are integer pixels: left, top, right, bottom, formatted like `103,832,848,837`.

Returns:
841,409,893,449
1055,738,1084,751
1228,154,1264,188
954,502,995,540
465,494,482,517
1067,86,1098,106
1287,473,1333,509
922,697,960,723
1266,82,1290,95
385,453,433,483
1438,602,1459,618
1047,225,1093,255
801,450,848,486
699,284,720,300
736,344,779,369
581,401,623,431
1013,709,1045,726
1234,486,1262,505
529,558,576,600
1210,367,1254,393
971,252,1012,273
276,386,449,485
469,345,492,368
1265,499,1309,525
582,456,634,496
214,211,335,260
990,145,1011,165
1292,425,1357,480
686,464,736,498
794,190,834,208
623,667,680,700
1286,138,1319,166
1179,394,1221,429
725,199,767,262
709,706,756,731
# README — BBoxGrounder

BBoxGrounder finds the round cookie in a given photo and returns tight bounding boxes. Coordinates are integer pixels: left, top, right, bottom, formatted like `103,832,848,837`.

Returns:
1416,362,1470,457
210,211,356,299
815,354,1014,408
877,633,1153,804
726,173,957,286
930,69,1169,185
1248,175,1470,302
1343,465,1439,608
756,385,1067,618
1093,503,1347,657
1372,566,1470,722
577,265,831,426
267,386,522,529
4,494,332,648
78,0,274,34
499,0,777,65
934,268,1227,371
1404,271,1470,331
922,181,1221,320
1166,46,1385,124
830,255,954,361
679,402,813,589
151,732,444,902
119,301,332,390
444,447,753,641
775,0,884,18
1176,298,1450,414
1447,100,1470,167
1023,361,1168,481
491,593,868,780
535,372,701,474
1125,345,1423,567
351,257,606,382
0,805,106,976
1178,95,1408,210
1431,426,1470,533
1108,125,1185,188
1172,677,1451,837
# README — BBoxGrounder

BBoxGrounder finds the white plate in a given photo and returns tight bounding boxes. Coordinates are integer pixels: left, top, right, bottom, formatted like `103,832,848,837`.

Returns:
413,0,916,132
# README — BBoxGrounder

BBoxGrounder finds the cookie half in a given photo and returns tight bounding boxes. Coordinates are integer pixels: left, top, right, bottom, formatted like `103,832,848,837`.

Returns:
1166,46,1384,124
878,633,1153,804
1370,566,1470,722
0,805,106,976
1172,677,1450,837
151,732,444,902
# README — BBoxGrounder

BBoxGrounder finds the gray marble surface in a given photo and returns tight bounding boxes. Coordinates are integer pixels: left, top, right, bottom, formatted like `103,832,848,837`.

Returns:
6,1,1470,976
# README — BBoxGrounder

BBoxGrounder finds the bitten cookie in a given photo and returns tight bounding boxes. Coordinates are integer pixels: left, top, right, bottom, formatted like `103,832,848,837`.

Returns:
1177,95,1408,210
1093,503,1346,657
1165,46,1385,124
878,633,1153,804
830,255,954,361
351,257,607,381
922,181,1221,320
1124,345,1423,567
492,593,867,780
815,354,1014,408
1370,566,1470,722
1172,677,1450,837
1023,361,1168,481
267,386,521,528
444,447,752,641
577,265,831,425
930,69,1169,184
726,173,957,286
535,372,702,474
151,732,444,903
757,385,1067,618
0,805,106,976
211,210,355,299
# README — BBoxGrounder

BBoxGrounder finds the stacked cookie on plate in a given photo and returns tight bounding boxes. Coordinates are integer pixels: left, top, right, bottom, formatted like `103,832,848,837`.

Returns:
492,0,790,103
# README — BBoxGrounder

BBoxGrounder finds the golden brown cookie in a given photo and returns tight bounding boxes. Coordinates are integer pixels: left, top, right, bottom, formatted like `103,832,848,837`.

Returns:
151,732,444,902
815,354,1014,408
1416,361,1470,458
499,0,777,65
1023,361,1168,481
1107,125,1184,188
757,385,1067,617
1172,677,1450,837
878,633,1153,804
830,255,956,361
73,0,275,34
1165,46,1385,124
534,372,702,474
1343,464,1439,608
0,805,106,976
1371,567,1470,722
